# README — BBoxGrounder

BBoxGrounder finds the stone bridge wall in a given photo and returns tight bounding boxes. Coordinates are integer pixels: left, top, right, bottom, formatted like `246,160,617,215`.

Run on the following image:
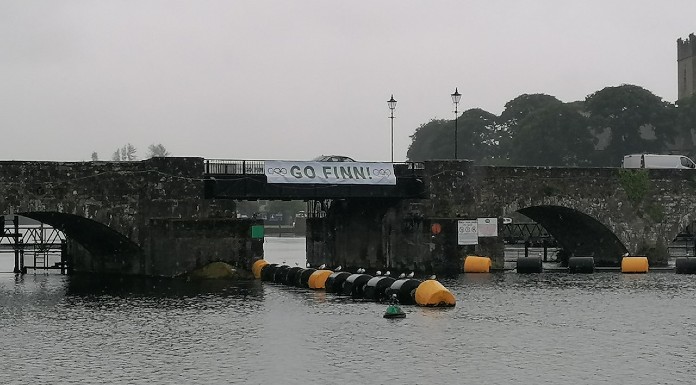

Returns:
309,160,696,273
0,158,257,276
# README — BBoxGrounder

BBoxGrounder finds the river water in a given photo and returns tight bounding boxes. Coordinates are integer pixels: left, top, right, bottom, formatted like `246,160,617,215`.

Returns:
1,236,695,384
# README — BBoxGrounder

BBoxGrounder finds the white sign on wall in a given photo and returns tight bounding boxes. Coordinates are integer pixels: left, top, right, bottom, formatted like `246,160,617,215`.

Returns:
457,220,478,245
264,161,396,185
477,217,498,237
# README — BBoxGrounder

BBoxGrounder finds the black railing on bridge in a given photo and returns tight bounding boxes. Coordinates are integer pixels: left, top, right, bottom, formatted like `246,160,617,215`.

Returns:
205,159,266,175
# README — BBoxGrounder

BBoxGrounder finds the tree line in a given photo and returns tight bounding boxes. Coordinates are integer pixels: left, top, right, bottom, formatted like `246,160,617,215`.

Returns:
90,143,171,161
407,84,696,167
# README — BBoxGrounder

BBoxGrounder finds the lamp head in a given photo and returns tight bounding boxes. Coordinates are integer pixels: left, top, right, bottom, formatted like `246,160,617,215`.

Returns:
451,88,461,104
387,95,397,110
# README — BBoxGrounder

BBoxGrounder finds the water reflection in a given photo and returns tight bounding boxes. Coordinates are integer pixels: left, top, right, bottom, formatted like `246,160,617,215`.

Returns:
65,274,265,301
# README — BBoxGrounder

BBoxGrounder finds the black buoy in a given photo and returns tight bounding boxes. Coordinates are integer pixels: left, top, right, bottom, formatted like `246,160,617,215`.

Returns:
284,267,304,286
296,268,317,288
517,256,543,274
341,274,373,298
568,256,595,274
273,265,291,283
676,257,696,274
385,279,421,305
364,276,396,302
261,264,279,282
324,272,351,293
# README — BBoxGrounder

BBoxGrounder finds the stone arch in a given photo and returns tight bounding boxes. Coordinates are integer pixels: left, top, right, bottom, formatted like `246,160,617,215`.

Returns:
672,212,696,242
515,205,628,266
18,211,141,257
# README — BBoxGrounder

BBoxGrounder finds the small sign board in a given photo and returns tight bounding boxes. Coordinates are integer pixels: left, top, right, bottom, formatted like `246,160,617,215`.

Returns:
457,220,478,245
477,218,498,237
251,225,264,239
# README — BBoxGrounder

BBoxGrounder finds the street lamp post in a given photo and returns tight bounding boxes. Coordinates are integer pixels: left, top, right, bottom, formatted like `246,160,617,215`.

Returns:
387,95,397,163
451,88,461,159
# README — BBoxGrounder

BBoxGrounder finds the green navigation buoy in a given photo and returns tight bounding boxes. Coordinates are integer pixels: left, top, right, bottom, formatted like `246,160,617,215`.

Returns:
383,294,406,319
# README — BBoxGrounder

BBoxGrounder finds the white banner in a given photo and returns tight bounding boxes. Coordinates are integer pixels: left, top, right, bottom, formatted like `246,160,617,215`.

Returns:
477,217,498,237
458,220,478,245
264,161,396,185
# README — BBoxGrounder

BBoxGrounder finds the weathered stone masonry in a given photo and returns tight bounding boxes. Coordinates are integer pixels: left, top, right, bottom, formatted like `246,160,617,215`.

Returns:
0,157,262,277
308,161,696,272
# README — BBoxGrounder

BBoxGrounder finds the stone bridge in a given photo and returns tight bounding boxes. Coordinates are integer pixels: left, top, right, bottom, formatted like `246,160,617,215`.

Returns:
2,158,693,277
0,158,261,277
308,160,696,272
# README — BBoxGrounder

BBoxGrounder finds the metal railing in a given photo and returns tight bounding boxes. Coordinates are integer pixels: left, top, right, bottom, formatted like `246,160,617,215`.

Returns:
500,223,552,243
205,159,265,175
0,221,66,272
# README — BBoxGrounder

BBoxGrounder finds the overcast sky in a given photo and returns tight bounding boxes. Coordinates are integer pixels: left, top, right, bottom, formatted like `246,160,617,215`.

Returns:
2,1,695,162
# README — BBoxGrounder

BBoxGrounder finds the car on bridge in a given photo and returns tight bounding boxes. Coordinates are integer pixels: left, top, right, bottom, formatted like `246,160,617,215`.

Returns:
312,155,355,162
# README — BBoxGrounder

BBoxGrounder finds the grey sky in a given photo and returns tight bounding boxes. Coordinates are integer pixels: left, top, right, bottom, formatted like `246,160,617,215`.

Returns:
2,1,695,162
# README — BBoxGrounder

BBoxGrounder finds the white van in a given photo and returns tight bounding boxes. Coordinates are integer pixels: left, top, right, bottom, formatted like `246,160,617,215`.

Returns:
622,154,696,169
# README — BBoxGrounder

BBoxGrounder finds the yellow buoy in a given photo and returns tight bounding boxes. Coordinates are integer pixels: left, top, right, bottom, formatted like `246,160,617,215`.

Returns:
415,280,456,307
621,256,649,273
251,259,269,279
463,255,491,273
308,270,333,289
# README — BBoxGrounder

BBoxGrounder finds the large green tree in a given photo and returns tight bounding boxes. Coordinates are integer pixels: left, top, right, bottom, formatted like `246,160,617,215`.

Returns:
407,119,455,161
457,108,501,163
509,103,595,166
500,93,563,127
407,108,500,162
585,84,675,166
497,94,565,164
406,87,693,167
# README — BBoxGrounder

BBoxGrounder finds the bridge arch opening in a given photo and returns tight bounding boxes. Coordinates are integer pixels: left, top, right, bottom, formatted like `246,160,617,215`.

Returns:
668,218,696,260
18,212,142,255
516,205,627,266
1,212,142,273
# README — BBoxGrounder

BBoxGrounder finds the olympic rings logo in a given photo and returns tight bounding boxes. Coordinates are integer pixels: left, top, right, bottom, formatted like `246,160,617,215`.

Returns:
371,169,392,176
266,167,288,175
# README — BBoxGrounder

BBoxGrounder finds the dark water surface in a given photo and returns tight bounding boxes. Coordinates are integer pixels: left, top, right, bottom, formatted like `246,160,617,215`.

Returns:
1,237,696,384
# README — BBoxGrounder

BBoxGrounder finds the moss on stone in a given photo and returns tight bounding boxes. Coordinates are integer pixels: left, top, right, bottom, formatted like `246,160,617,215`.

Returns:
618,169,650,204
645,202,666,223
188,261,254,280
